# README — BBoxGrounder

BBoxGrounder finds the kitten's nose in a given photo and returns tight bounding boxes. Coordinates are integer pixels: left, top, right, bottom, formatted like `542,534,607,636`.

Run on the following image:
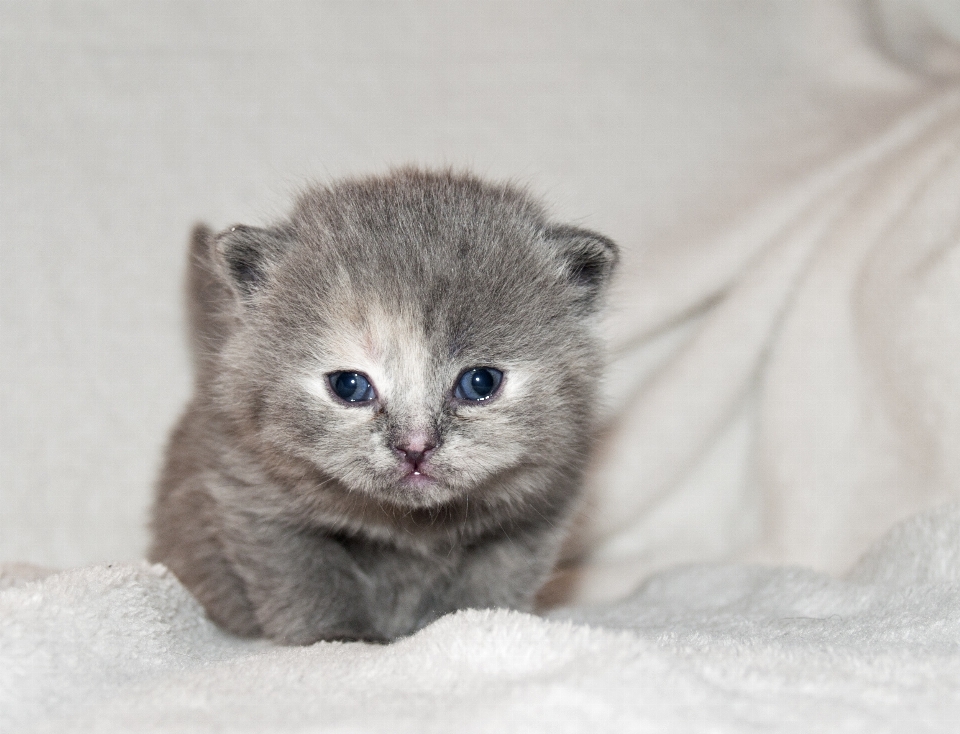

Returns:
393,433,437,469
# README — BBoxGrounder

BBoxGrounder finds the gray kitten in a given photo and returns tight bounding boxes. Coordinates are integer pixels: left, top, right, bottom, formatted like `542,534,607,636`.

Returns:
149,169,617,644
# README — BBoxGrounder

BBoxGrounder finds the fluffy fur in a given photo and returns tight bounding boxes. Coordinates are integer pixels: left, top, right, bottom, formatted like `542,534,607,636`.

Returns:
149,169,618,644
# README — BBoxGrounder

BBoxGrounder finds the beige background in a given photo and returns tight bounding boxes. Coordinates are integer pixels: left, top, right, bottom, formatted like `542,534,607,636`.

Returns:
3,2,959,596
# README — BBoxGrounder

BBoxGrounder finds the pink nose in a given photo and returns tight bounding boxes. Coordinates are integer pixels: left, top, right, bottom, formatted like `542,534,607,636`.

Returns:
393,434,437,469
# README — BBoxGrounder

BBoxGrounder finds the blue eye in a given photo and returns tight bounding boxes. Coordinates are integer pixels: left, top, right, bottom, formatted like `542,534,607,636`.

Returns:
455,367,503,401
328,371,376,403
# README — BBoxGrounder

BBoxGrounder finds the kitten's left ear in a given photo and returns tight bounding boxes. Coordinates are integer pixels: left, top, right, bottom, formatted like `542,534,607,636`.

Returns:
213,224,293,301
545,225,620,309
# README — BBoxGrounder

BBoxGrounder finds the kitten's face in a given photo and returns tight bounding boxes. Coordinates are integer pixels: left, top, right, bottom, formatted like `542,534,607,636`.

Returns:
289,300,542,507
215,172,617,510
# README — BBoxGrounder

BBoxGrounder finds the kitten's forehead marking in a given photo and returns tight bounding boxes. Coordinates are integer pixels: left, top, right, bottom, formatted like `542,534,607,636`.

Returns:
367,305,435,421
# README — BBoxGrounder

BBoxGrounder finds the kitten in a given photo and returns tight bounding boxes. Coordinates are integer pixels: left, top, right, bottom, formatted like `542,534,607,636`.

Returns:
149,169,618,644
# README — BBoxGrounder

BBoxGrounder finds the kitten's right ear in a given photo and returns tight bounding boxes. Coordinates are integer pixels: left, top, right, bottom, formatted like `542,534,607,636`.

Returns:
545,225,619,311
213,225,293,300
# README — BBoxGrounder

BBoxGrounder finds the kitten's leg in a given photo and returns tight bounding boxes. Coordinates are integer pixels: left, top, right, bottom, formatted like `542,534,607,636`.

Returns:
150,476,263,638
220,513,383,645
442,529,564,614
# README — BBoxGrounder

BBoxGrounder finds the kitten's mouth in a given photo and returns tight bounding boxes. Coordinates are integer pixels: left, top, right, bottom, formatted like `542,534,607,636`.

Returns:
399,467,438,488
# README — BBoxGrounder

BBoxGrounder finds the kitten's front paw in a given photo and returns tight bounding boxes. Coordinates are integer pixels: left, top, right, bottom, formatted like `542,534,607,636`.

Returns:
256,602,384,646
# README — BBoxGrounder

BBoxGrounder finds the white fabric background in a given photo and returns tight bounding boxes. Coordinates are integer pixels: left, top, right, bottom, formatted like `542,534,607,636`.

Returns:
2,1,959,604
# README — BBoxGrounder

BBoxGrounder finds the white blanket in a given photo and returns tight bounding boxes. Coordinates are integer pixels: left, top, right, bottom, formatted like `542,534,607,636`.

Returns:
3,502,957,733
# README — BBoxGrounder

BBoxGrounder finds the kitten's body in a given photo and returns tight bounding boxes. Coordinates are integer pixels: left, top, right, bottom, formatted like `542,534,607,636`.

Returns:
150,170,617,644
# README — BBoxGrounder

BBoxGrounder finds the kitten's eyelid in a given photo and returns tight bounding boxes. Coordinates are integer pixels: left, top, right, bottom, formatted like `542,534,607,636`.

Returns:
453,366,504,403
327,370,378,405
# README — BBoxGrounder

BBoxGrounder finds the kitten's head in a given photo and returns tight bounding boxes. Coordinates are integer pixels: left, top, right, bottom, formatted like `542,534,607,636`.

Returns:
208,170,617,513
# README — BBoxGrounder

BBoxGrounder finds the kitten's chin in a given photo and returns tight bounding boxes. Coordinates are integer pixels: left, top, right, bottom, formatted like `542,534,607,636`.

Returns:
399,470,437,490
369,472,463,509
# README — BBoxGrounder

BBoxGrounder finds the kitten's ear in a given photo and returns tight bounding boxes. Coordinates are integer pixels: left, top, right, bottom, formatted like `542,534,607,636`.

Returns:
213,224,293,300
545,225,619,309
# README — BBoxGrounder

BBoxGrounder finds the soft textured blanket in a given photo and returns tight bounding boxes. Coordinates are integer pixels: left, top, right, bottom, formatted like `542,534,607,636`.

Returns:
3,503,957,733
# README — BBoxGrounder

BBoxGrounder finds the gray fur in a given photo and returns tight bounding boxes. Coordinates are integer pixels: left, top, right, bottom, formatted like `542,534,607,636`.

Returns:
149,169,618,644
